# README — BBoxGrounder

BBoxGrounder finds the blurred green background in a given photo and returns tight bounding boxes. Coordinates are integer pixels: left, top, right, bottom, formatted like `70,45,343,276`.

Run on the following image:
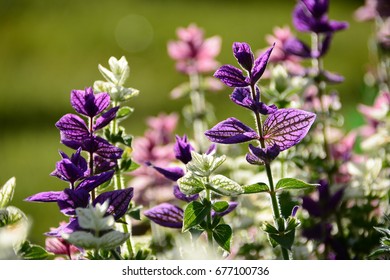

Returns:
0,0,373,246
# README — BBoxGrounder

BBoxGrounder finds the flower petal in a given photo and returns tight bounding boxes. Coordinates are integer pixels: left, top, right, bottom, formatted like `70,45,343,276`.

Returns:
284,37,312,58
144,203,183,229
93,188,134,220
148,164,185,182
55,114,89,142
71,87,110,117
76,170,115,193
25,191,63,202
93,107,119,131
205,117,259,144
173,185,199,202
233,42,254,72
214,65,249,87
251,44,274,85
57,189,89,216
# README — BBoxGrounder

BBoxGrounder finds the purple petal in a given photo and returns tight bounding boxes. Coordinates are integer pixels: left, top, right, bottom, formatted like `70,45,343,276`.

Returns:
76,170,115,193
328,20,349,32
55,114,89,142
245,152,264,165
233,42,254,72
205,143,217,155
60,134,82,150
302,0,328,18
248,143,280,164
173,135,194,164
149,164,185,182
214,65,249,87
230,87,255,111
251,44,274,85
284,38,312,58
144,203,183,229
205,117,259,144
82,136,123,159
57,188,89,216
322,70,344,84
93,155,117,174
329,188,344,210
46,219,80,237
302,196,322,217
318,33,333,57
212,201,238,218
71,87,110,118
93,188,134,220
173,185,199,202
293,3,315,33
25,191,63,202
93,107,119,131
258,103,278,115
52,158,85,183
263,108,316,151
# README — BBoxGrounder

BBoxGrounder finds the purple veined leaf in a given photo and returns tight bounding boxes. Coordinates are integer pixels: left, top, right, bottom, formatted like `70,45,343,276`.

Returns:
301,0,328,18
51,158,85,183
173,185,199,202
46,218,80,237
263,108,316,151
57,188,89,216
25,191,63,202
60,133,82,150
82,136,123,159
214,65,249,88
76,170,115,193
284,37,312,58
144,203,183,229
232,42,254,72
93,187,134,220
93,155,117,174
55,114,89,141
205,117,259,144
251,43,274,85
148,163,185,182
93,107,119,131
230,87,256,111
211,201,238,218
246,143,280,165
71,87,110,118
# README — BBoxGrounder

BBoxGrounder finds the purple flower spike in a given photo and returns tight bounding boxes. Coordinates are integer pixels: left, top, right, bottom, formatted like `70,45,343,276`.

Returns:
70,87,110,118
93,188,134,220
246,143,280,165
214,65,249,88
82,136,123,160
51,158,85,184
263,108,316,151
230,87,278,115
55,114,89,142
25,191,63,202
205,117,259,144
173,185,199,202
76,170,115,192
144,203,184,229
233,42,254,72
251,44,275,85
57,188,89,216
93,107,119,131
174,135,194,164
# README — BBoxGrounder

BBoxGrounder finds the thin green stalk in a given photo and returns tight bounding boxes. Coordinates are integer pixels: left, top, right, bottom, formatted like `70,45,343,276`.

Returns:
189,73,208,153
249,84,289,260
205,186,213,246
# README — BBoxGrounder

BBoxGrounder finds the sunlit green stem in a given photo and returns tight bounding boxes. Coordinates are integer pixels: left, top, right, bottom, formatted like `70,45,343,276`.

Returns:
189,73,208,153
205,185,213,246
249,84,289,260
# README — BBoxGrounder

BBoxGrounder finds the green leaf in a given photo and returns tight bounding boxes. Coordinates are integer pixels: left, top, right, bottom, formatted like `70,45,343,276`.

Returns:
285,217,300,232
276,178,319,191
177,172,205,195
209,175,243,196
242,182,269,194
116,106,134,122
212,224,232,252
262,222,279,235
0,177,16,208
182,201,210,232
127,204,142,220
0,206,26,227
187,151,226,177
268,229,296,251
212,201,229,212
19,241,52,260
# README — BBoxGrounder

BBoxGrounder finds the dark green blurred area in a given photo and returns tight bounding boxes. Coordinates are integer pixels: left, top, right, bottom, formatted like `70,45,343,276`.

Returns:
0,0,372,246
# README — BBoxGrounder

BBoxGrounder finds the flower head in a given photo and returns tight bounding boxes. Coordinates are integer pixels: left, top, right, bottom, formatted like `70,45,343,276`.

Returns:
168,23,221,74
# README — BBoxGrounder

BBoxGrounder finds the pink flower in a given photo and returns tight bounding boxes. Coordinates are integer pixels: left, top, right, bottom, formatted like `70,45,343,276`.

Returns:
354,0,390,22
168,24,221,74
261,26,305,76
130,113,179,205
45,222,81,260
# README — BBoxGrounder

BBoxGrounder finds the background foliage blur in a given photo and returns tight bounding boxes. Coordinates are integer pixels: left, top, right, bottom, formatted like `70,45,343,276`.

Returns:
0,0,373,245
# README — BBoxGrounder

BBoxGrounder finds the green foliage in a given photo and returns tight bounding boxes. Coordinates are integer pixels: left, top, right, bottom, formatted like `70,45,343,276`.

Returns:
242,182,269,194
209,175,243,196
0,177,15,209
276,178,319,191
0,206,26,227
212,201,229,213
18,241,52,260
177,172,205,195
182,200,211,232
212,224,232,252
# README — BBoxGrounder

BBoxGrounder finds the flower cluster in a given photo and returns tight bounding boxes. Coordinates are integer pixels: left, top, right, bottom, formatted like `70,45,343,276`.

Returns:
26,88,133,248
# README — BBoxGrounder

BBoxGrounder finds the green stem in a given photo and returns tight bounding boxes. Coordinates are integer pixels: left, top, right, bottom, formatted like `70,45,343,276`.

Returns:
189,73,208,153
205,186,213,246
249,84,289,260
111,249,123,260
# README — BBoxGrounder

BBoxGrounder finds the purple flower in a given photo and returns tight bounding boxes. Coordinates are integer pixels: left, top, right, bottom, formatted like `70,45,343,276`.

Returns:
93,188,134,220
50,149,88,184
230,87,277,114
293,0,348,34
173,185,199,202
284,33,333,59
144,203,184,228
173,135,194,164
147,163,185,182
214,43,274,87
70,87,110,118
205,117,259,144
246,144,280,165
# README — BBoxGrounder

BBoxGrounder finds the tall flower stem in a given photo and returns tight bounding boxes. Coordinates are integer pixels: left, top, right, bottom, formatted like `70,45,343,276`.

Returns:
189,73,208,152
249,84,289,260
205,186,213,247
